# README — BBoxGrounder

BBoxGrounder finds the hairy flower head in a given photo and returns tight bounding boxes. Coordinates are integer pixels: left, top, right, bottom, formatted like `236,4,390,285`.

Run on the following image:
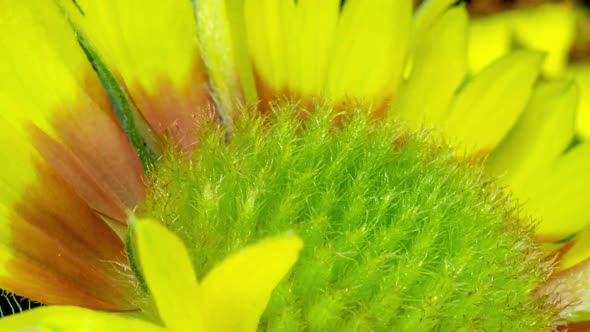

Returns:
0,0,587,330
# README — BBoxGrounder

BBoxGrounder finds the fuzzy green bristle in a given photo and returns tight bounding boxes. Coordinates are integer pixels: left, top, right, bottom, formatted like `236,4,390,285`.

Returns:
141,104,555,331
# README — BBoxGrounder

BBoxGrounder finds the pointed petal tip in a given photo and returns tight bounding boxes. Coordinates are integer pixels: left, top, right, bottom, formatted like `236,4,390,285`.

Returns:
133,217,201,331
199,233,303,331
510,49,546,67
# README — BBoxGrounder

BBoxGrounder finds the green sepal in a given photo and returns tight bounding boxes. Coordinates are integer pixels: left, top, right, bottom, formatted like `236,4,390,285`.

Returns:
77,33,159,173
124,219,148,294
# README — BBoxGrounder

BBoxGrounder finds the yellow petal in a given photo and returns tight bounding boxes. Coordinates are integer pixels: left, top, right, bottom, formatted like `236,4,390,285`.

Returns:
0,0,140,310
325,0,412,104
57,0,201,94
411,0,457,46
0,0,145,222
394,5,468,129
244,0,411,109
57,0,214,148
443,50,544,152
467,14,511,73
509,3,576,77
468,4,575,77
560,229,590,271
0,306,165,332
403,0,456,79
487,79,578,190
244,0,341,101
133,218,204,331
200,235,303,332
567,64,590,140
520,143,590,240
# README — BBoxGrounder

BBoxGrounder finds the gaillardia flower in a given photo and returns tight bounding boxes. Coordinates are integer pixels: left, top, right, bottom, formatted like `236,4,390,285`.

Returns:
0,0,588,330
207,2,590,319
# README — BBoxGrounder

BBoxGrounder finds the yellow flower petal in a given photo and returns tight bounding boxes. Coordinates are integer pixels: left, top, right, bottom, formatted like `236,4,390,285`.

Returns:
133,218,302,331
509,3,576,77
200,235,303,332
411,0,457,46
57,0,202,93
485,80,586,241
0,0,145,222
0,306,165,332
57,0,214,148
443,50,544,152
468,4,575,77
0,0,140,310
324,0,411,104
244,0,411,109
394,5,468,129
467,14,511,73
567,64,590,140
519,143,590,240
133,218,204,331
244,0,340,102
404,0,456,79
487,79,578,190
560,229,590,271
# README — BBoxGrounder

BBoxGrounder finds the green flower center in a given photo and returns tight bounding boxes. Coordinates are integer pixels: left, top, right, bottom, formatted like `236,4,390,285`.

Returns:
141,104,555,331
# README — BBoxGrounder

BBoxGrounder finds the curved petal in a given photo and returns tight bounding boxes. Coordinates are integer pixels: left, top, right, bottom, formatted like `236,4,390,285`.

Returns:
0,0,142,309
200,235,303,332
559,229,590,271
487,79,578,190
467,14,511,73
443,50,543,152
0,306,166,332
133,218,204,331
567,64,590,140
468,4,575,77
324,0,411,107
394,5,468,130
58,0,216,149
243,0,340,104
411,0,457,49
509,3,576,77
520,143,590,240
1,0,145,223
486,80,585,241
242,0,411,111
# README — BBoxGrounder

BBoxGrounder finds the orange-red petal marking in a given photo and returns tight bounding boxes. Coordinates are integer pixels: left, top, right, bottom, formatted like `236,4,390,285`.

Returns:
57,0,217,149
0,0,144,309
239,0,411,112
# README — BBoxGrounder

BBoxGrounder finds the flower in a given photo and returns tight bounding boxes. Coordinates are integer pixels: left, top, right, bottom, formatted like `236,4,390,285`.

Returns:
207,0,590,248
0,218,303,331
200,0,590,324
0,0,216,313
0,0,587,329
